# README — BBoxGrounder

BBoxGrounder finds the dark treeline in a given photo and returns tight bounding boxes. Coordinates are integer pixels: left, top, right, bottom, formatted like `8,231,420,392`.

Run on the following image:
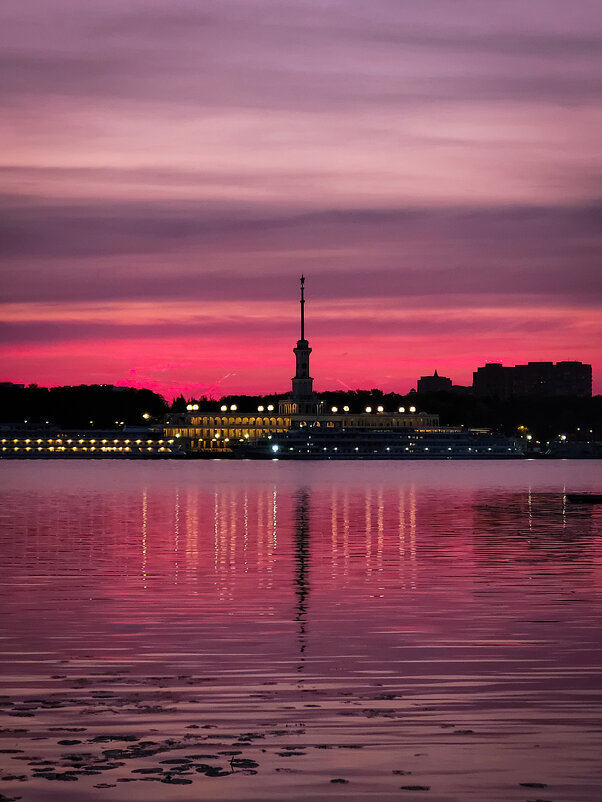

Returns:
2,384,600,442
398,391,601,443
0,384,168,428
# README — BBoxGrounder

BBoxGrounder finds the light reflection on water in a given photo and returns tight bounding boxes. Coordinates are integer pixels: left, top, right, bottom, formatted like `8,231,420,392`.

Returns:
1,460,601,801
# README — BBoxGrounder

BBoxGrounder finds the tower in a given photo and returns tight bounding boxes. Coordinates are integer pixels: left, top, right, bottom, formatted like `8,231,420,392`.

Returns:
279,276,319,416
292,275,314,404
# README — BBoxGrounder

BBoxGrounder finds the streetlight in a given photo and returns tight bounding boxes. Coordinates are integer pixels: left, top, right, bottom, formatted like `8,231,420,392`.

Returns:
230,404,237,411
267,404,274,411
220,404,227,411
343,405,349,412
398,406,405,413
142,413,150,420
257,405,264,412
331,406,338,413
409,406,416,413
365,406,372,413
377,405,384,413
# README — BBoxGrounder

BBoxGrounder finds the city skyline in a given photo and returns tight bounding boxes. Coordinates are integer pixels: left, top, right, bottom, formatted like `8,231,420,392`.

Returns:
2,0,601,398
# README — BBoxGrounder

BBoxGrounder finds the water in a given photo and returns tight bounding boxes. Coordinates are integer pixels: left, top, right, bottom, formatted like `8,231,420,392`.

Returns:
1,460,601,801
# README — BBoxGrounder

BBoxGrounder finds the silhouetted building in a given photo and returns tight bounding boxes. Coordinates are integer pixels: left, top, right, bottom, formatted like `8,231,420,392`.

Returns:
417,370,452,393
473,361,592,398
472,363,512,398
163,278,439,453
279,276,321,416
450,385,472,395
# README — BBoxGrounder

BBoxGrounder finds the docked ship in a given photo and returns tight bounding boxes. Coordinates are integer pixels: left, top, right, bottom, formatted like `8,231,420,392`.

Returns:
233,425,524,460
0,425,185,459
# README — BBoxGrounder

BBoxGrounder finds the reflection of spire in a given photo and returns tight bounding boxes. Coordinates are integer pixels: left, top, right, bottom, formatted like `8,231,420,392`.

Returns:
294,487,310,667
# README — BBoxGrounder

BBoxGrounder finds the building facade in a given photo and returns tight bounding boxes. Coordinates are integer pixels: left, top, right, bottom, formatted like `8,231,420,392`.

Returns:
163,409,439,454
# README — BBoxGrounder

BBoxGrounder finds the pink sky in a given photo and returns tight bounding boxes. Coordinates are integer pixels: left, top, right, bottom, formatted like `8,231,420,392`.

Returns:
1,0,601,398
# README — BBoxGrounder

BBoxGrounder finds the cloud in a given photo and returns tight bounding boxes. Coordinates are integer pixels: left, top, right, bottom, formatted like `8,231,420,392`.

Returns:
1,0,601,112
1,196,600,304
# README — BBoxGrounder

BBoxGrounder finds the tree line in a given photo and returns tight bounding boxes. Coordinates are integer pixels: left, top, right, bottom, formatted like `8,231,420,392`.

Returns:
1,384,599,442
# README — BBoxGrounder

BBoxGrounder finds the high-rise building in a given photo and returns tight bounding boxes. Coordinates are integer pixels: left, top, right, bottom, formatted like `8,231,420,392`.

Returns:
473,361,592,398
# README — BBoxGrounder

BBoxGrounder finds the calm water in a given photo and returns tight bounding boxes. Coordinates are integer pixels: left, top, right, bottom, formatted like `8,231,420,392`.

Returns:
1,460,601,801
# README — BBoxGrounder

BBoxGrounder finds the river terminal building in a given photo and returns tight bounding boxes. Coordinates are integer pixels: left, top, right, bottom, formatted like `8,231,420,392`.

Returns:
163,278,439,454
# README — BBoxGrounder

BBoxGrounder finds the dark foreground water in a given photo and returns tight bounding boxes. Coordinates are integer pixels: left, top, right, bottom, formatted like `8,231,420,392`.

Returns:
1,460,601,802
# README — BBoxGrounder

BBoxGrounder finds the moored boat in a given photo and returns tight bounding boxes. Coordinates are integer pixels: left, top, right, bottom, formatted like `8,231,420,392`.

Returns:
233,426,524,460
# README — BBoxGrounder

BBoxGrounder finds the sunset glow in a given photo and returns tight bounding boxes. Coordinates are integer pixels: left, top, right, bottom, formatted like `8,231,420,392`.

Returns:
1,0,600,397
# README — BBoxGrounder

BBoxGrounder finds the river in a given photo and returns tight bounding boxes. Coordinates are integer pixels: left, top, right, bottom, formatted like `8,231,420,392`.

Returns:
1,460,601,801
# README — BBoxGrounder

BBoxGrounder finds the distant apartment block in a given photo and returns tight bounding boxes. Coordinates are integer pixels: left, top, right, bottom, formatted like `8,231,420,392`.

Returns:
473,361,592,398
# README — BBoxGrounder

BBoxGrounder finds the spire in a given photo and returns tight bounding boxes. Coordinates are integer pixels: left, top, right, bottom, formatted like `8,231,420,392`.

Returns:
279,274,317,416
300,275,305,341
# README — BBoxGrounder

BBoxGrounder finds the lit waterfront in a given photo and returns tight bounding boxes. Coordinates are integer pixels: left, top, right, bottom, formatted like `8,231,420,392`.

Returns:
1,460,601,801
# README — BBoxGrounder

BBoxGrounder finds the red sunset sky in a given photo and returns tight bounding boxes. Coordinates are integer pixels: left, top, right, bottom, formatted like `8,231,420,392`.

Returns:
1,0,601,399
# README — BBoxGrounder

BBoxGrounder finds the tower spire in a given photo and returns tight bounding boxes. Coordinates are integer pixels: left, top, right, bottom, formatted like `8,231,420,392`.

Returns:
300,275,305,341
279,275,318,416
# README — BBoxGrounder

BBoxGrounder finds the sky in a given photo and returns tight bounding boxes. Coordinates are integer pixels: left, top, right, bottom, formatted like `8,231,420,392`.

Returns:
1,0,601,399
